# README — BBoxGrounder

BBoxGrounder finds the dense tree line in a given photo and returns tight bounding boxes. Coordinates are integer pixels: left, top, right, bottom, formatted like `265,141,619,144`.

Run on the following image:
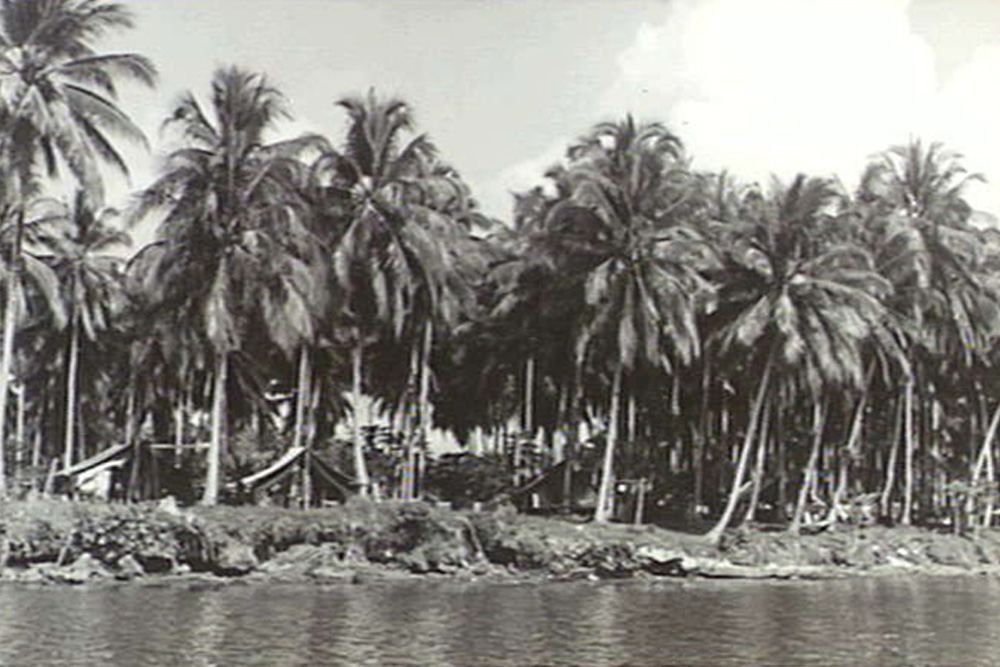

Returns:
1,1,999,541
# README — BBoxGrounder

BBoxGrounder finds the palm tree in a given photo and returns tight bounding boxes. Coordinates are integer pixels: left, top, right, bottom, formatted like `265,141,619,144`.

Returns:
135,66,324,505
535,116,707,523
702,175,903,544
36,190,129,468
314,90,478,498
860,139,998,524
0,197,66,492
0,0,154,494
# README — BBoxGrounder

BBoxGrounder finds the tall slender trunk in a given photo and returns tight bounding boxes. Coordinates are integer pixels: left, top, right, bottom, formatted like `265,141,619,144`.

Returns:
292,347,311,451
414,320,433,500
202,352,228,506
563,368,583,511
705,353,774,544
13,378,23,482
791,399,828,533
902,379,916,525
351,341,370,495
594,365,624,523
983,444,995,528
744,399,773,524
524,354,535,435
173,384,185,468
515,354,535,487
880,396,904,518
63,311,80,469
0,211,25,497
0,269,16,496
829,373,872,522
294,346,312,508
693,362,711,516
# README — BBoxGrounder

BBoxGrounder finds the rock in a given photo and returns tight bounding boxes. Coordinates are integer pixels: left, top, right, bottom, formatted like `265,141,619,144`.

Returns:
115,554,145,580
214,543,259,576
44,553,112,584
307,566,356,583
136,554,176,574
637,545,685,576
158,496,182,517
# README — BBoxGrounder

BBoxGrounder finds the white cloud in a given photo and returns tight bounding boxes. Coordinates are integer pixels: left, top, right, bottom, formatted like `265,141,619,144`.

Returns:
498,0,1000,218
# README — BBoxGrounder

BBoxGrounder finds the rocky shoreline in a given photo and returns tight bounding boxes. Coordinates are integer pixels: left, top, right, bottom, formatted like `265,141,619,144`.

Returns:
3,499,1000,587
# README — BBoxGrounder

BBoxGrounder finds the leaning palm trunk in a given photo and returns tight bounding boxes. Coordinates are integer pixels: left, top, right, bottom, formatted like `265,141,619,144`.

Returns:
202,352,228,506
790,399,828,533
705,353,774,545
743,399,773,525
351,341,370,496
828,373,871,523
594,365,624,523
967,400,1000,527
63,312,80,469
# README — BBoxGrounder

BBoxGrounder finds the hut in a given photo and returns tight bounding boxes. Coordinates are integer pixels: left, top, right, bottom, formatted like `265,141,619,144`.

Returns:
54,441,161,501
506,458,598,514
228,446,359,506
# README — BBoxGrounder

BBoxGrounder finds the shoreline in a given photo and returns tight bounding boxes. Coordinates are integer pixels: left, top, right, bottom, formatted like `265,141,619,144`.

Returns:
4,499,1000,588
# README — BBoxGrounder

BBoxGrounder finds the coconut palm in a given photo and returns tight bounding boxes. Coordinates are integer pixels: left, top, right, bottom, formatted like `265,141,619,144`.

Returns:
35,190,129,468
537,116,708,523
859,140,998,524
135,66,325,505
0,0,153,495
313,90,479,498
702,175,904,544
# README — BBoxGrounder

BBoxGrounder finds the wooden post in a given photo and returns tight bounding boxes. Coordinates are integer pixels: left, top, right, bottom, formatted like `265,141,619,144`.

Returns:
634,478,647,526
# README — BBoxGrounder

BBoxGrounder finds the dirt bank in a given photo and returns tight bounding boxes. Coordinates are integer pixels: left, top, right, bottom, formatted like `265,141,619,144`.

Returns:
3,499,1000,586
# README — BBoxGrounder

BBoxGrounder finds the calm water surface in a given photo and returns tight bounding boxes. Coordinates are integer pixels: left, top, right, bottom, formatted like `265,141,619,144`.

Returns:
0,576,998,666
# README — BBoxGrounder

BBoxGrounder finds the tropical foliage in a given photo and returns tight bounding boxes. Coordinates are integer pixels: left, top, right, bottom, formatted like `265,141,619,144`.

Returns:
5,1,1000,549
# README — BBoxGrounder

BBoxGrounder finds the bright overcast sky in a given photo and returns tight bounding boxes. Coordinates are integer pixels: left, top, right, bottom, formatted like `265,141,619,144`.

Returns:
103,0,1000,239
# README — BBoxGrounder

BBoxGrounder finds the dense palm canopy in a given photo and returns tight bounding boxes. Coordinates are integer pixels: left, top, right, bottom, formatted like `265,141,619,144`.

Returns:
134,66,325,504
3,2,1000,540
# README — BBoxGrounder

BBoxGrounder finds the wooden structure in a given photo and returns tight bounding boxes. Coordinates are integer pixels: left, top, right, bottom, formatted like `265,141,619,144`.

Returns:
506,458,598,513
228,446,358,506
54,441,161,501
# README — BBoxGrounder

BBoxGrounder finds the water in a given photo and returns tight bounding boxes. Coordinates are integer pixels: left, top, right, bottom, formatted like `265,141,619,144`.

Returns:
1,576,998,666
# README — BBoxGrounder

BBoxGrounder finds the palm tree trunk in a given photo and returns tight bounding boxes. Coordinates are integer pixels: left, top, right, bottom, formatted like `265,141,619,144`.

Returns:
293,346,311,451
63,312,80,470
880,395,904,519
705,353,774,545
791,399,828,533
744,399,773,525
0,269,17,496
351,341,371,496
968,400,1000,526
902,379,916,525
173,385,185,468
983,444,995,528
415,320,433,499
829,375,871,522
293,346,312,508
202,352,228,506
13,378,23,483
594,364,624,523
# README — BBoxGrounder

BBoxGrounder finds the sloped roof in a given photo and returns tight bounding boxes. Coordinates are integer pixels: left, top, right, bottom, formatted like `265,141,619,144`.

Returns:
56,442,133,479
230,447,359,498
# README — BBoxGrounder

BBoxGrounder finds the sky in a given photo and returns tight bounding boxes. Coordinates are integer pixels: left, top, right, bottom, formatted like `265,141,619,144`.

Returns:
102,0,1000,241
